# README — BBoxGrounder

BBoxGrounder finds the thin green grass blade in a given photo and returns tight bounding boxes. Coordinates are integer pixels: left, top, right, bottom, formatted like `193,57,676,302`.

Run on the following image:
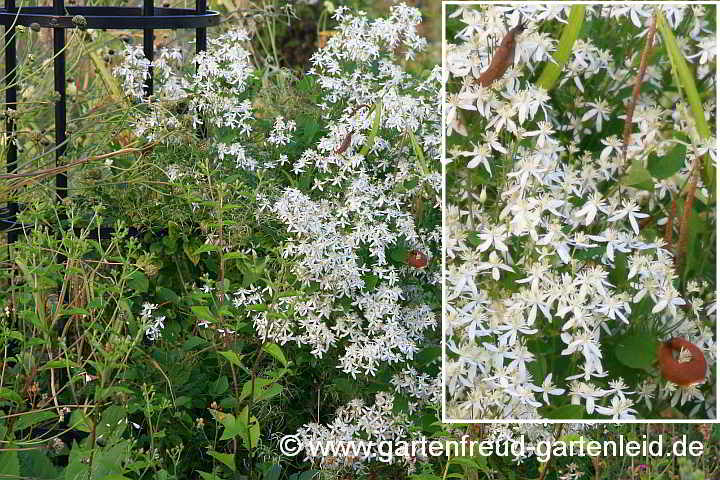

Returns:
360,100,383,157
536,5,586,91
657,13,715,195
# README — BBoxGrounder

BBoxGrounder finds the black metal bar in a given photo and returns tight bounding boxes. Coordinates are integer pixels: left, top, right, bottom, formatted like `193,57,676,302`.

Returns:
53,0,67,203
196,0,207,138
4,0,17,244
143,0,153,96
0,7,221,29
196,0,206,52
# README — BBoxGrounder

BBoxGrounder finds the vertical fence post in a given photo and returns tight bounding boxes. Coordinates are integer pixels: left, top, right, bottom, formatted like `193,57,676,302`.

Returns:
53,0,67,203
4,0,17,243
196,0,206,52
195,0,206,138
143,0,154,96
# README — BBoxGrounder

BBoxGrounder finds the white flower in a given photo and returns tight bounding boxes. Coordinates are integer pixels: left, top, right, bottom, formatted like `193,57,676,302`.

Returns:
529,374,565,405
594,395,637,420
582,98,611,132
607,200,649,235
476,225,509,253
479,251,514,281
523,121,555,148
462,142,493,173
652,284,686,315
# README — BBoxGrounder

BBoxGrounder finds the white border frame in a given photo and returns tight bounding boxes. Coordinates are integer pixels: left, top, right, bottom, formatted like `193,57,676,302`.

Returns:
441,1,720,424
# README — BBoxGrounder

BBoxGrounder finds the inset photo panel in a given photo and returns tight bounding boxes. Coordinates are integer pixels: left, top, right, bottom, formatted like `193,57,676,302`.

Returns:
443,2,718,421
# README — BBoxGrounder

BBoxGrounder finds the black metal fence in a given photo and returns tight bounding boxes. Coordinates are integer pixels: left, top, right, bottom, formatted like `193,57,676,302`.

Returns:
1,0,220,243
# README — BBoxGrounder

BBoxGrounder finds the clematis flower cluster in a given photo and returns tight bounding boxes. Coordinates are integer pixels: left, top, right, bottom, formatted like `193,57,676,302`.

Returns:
445,4,716,420
114,5,442,471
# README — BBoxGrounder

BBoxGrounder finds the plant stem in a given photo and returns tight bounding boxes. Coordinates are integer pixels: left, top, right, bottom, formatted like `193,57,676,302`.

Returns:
620,12,657,169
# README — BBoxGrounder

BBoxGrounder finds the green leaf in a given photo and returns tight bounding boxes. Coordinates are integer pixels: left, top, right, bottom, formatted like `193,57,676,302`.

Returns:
218,351,245,368
615,333,658,370
363,274,380,290
647,144,687,179
246,304,268,311
127,271,149,293
184,243,201,265
449,456,481,468
40,359,80,370
466,232,482,248
544,404,585,419
0,451,19,477
610,251,629,289
18,450,62,479
240,378,283,403
416,346,441,365
262,343,288,367
558,434,584,444
194,244,221,255
12,410,57,433
68,410,92,433
209,376,229,396
263,464,282,480
0,387,25,406
389,245,410,263
155,286,179,304
209,410,244,441
236,407,260,451
182,335,208,351
207,450,236,472
196,471,222,480
621,162,654,191
191,306,215,324
408,129,427,173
